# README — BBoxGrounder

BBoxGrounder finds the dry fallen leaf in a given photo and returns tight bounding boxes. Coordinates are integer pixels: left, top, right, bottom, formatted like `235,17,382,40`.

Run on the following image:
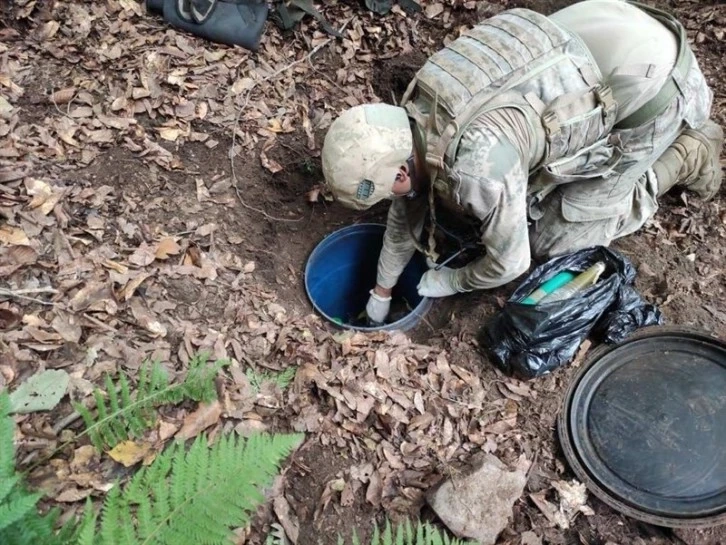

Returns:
158,127,182,142
1,246,38,272
70,445,98,472
102,259,129,275
196,179,210,202
0,226,30,246
155,237,181,260
530,491,567,529
176,401,223,441
306,186,321,203
70,282,116,313
55,487,94,503
111,96,128,111
0,309,22,331
273,495,300,544
260,138,283,174
129,298,167,338
49,87,76,105
425,3,444,18
129,242,156,267
108,440,152,467
158,420,179,442
118,273,152,302
51,312,82,343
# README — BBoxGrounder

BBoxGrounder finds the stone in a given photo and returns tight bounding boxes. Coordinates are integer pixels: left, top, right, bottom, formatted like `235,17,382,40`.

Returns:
426,453,530,545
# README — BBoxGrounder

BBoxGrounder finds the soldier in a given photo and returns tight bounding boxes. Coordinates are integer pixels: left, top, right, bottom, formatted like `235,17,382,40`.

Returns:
321,0,723,324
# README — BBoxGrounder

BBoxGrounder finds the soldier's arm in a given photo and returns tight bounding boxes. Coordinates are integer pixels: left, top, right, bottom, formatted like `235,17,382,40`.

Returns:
449,128,531,291
374,196,427,294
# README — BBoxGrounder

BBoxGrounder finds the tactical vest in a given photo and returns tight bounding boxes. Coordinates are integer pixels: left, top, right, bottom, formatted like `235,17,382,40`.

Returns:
401,8,618,194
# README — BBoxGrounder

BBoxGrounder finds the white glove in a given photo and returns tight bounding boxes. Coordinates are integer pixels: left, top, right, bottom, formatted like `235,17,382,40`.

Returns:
417,267,460,298
365,290,391,324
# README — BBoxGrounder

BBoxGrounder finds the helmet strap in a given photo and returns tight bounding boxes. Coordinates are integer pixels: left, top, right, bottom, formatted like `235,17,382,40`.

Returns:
403,155,419,199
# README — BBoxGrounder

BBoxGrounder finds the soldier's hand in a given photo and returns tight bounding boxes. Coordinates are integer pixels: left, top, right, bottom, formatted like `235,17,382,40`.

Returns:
365,289,391,325
417,267,459,298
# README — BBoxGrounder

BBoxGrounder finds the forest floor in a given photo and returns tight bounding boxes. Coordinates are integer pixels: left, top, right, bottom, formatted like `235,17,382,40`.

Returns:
1,0,725,544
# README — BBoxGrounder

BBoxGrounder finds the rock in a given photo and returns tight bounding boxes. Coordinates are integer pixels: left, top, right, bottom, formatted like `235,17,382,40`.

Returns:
426,453,530,545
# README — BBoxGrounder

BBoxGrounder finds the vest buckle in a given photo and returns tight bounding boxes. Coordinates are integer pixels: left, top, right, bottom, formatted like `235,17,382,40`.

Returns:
541,111,560,137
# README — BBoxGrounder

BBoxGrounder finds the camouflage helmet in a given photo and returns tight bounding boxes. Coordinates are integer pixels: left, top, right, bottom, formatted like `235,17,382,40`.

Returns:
322,104,413,210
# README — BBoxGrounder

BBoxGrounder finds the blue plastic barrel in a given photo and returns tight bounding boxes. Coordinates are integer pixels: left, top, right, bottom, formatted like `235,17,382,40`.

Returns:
305,224,433,331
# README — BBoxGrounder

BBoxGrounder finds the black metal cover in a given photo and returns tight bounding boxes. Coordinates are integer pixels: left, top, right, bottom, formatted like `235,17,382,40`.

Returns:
559,326,726,527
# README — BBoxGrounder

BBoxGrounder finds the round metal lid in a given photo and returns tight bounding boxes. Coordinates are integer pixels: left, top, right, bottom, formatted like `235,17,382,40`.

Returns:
559,326,726,527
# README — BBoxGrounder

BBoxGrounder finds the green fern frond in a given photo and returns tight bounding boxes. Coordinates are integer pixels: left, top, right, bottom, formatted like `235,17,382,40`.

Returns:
74,355,229,451
0,392,81,545
337,520,477,545
68,500,97,545
86,432,303,545
264,522,288,545
246,366,297,393
0,393,15,479
176,353,228,403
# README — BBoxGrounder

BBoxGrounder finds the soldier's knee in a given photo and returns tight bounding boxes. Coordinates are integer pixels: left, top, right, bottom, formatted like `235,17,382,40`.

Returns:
530,232,566,261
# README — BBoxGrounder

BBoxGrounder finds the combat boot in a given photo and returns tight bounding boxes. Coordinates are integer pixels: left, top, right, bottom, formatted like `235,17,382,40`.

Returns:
654,120,724,200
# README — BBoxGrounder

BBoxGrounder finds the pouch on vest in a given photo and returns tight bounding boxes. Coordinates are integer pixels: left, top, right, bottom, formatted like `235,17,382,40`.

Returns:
541,136,623,185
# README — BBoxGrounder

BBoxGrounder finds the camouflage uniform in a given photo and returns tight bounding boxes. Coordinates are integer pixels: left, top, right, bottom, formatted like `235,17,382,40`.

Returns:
376,0,713,293
529,1,712,258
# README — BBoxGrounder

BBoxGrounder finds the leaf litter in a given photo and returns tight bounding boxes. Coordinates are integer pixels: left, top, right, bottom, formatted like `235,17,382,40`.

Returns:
0,0,725,544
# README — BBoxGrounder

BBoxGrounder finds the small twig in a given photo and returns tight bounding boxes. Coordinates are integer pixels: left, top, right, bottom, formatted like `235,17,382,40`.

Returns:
0,287,58,295
229,18,354,223
0,287,59,306
83,312,118,333
52,410,82,434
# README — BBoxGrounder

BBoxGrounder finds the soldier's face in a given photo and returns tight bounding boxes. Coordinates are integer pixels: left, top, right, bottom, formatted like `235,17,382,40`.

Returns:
391,154,418,197
391,163,412,196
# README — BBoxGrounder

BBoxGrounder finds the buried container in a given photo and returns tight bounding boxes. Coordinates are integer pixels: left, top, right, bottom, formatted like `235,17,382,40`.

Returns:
305,224,433,331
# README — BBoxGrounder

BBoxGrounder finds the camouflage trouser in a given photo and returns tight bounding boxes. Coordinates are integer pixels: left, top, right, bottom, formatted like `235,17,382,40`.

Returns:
528,47,713,259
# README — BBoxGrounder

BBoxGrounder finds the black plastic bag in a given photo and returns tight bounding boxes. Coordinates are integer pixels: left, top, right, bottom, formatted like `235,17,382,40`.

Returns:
479,246,663,378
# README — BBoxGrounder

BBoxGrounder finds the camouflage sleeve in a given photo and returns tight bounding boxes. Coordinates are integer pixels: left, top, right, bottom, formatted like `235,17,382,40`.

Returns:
449,120,532,291
376,196,427,289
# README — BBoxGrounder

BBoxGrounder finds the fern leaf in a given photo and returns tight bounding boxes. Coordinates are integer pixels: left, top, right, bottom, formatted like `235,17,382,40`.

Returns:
265,522,287,545
0,393,15,478
90,432,302,545
246,366,297,394
274,367,297,390
396,521,407,545
74,356,227,451
0,491,41,532
348,520,477,545
0,475,19,503
177,354,229,403
0,392,83,545
383,521,393,545
69,500,98,545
